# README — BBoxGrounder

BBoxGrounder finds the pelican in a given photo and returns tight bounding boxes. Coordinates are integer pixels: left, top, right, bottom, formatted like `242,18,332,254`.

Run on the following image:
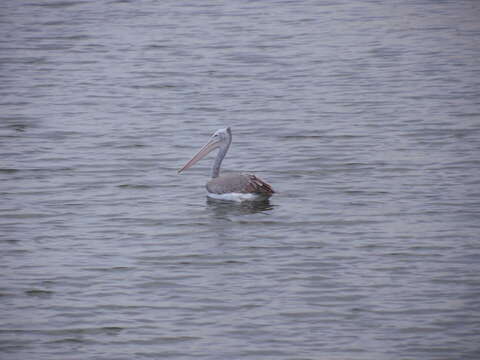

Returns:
178,127,274,201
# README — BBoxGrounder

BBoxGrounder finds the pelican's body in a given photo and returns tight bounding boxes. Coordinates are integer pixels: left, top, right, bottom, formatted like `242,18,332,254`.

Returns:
207,172,274,200
178,127,274,201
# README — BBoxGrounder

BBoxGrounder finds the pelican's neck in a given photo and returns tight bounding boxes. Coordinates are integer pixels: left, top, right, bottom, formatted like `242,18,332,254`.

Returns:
211,137,231,178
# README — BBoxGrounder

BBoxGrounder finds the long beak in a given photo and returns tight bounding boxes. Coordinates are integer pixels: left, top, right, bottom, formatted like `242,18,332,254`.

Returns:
178,138,219,173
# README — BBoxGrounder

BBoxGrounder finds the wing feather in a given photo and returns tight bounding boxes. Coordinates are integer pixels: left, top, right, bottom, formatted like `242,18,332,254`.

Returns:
244,174,275,195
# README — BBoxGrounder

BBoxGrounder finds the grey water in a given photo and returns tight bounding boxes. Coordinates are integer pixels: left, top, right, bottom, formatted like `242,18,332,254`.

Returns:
1,1,480,359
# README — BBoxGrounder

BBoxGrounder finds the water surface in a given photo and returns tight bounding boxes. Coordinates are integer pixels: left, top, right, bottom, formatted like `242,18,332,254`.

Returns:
1,1,480,359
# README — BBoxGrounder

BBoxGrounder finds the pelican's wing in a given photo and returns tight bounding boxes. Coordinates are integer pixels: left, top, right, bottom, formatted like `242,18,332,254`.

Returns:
207,173,274,195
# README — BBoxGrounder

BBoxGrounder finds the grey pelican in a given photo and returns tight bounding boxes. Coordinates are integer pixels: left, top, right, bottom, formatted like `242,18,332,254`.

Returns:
178,127,274,200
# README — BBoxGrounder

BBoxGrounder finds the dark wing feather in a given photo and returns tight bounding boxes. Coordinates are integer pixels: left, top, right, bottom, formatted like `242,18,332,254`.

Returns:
243,174,275,195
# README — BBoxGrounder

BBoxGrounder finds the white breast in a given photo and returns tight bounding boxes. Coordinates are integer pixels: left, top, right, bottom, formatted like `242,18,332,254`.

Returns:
207,192,259,201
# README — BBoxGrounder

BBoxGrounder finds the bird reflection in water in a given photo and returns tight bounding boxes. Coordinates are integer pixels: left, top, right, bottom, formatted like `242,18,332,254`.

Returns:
206,197,274,217
205,196,276,245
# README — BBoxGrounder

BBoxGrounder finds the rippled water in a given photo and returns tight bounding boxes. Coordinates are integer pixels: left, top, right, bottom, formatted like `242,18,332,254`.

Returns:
2,1,480,359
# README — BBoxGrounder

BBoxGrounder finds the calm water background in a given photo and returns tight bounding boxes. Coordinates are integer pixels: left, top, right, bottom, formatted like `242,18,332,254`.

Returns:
1,1,480,359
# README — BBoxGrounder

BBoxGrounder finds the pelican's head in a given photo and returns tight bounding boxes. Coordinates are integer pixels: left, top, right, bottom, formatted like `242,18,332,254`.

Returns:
178,127,232,173
211,127,232,144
